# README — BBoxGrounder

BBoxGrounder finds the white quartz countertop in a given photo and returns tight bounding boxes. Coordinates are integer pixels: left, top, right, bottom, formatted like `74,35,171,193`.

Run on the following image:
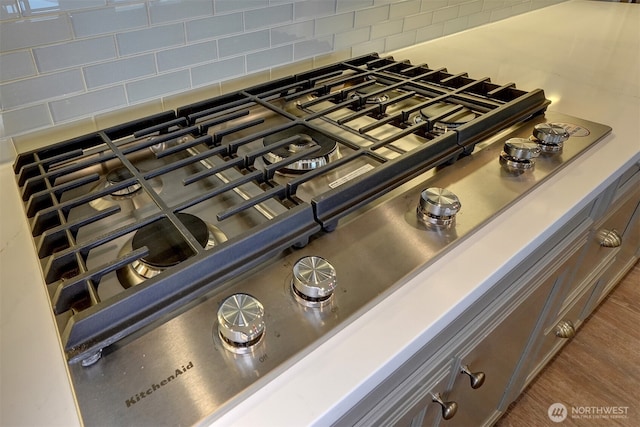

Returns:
1,1,639,426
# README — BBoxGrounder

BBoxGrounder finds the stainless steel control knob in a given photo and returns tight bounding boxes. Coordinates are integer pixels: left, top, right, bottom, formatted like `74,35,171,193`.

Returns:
503,138,541,160
533,123,570,144
292,256,337,307
417,187,461,228
217,293,265,354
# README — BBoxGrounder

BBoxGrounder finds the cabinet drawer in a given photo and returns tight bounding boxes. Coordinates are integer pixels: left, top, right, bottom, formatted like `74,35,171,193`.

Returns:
590,199,640,309
570,186,639,295
441,258,558,427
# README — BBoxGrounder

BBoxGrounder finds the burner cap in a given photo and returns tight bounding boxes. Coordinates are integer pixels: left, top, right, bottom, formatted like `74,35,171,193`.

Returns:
263,126,339,173
106,167,142,196
352,85,389,104
419,102,476,130
132,213,209,268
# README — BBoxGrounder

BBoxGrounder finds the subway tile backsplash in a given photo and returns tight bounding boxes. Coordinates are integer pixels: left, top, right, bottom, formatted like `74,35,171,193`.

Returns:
0,0,564,143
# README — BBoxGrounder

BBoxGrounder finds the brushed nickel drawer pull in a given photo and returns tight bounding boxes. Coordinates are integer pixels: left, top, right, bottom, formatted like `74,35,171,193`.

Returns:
461,364,486,389
598,229,622,248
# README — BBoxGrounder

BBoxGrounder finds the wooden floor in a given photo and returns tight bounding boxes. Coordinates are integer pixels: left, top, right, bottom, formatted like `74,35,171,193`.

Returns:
496,261,640,427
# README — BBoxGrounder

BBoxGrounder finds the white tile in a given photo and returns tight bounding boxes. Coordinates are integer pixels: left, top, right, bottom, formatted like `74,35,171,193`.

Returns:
390,0,421,19
157,40,218,72
33,36,117,73
245,4,293,30
294,0,336,19
19,0,106,16
49,86,127,122
490,6,515,21
511,2,532,16
215,0,268,13
421,0,448,12
483,0,506,11
191,56,245,86
337,0,373,12
432,5,458,23
315,12,354,36
371,19,403,39
186,12,243,42
0,136,17,164
385,29,416,51
351,38,385,56
293,35,333,60
247,45,293,72
2,104,52,136
416,21,444,42
459,0,483,16
218,30,270,58
404,11,433,31
149,0,213,24
117,23,185,56
126,70,191,102
0,15,72,52
334,27,370,50
0,69,84,109
355,5,389,27
0,51,36,82
271,21,314,45
84,54,156,88
467,10,491,27
71,3,148,38
443,15,468,35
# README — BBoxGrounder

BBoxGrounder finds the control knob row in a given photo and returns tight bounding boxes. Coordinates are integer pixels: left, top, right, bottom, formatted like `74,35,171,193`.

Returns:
216,256,337,354
500,123,570,173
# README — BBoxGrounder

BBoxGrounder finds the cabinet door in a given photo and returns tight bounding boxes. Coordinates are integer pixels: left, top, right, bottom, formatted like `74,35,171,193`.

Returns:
587,187,640,309
351,364,451,427
439,265,558,427
524,281,594,387
401,372,451,427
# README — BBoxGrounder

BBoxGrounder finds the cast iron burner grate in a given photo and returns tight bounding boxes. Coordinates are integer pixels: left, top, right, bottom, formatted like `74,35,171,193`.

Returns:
12,53,549,364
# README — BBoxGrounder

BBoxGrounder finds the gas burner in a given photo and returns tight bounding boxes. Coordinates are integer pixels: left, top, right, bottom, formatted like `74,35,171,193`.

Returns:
350,84,389,104
89,167,162,211
106,168,142,196
262,126,340,174
117,213,227,288
499,138,541,173
414,102,477,134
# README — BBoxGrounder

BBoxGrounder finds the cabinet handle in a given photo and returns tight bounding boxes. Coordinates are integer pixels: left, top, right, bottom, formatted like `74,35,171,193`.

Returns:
431,392,458,420
554,320,576,339
598,229,622,248
461,365,486,389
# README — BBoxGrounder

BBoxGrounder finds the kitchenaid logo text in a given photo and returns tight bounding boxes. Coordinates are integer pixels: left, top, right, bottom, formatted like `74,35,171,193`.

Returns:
125,361,194,408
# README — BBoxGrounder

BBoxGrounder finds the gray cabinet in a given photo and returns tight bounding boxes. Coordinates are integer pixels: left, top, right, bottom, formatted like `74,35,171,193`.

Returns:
335,164,640,427
512,166,640,393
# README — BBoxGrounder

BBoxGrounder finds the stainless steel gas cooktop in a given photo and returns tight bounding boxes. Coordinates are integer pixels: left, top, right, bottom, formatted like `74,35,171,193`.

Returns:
12,53,611,425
